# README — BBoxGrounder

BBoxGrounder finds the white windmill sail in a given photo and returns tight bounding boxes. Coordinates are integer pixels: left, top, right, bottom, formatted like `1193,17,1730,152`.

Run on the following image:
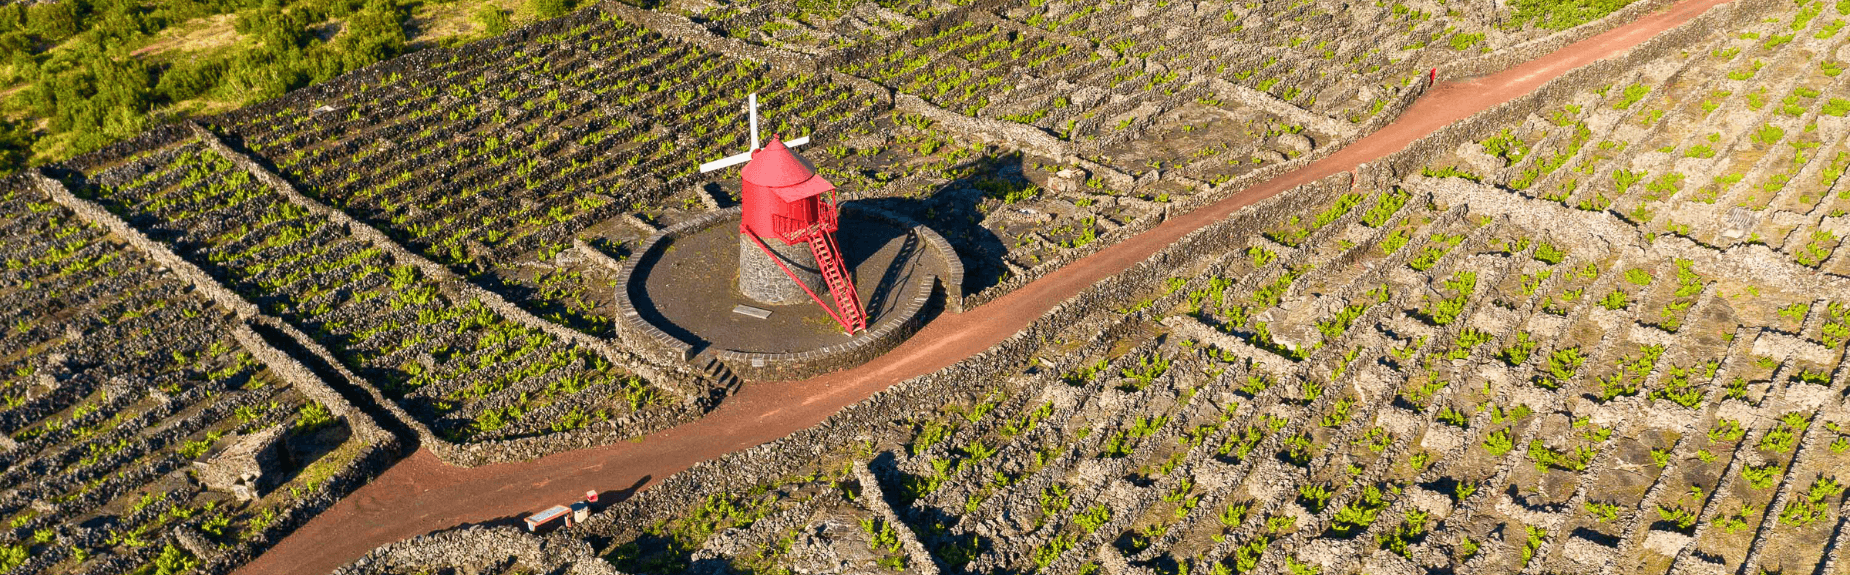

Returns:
698,93,812,173
698,150,752,174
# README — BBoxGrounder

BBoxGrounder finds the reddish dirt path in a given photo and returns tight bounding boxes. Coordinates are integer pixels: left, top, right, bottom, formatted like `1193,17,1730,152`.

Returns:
242,1,1732,572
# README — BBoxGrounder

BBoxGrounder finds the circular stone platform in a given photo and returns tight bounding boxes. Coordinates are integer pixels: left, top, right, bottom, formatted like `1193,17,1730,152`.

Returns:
616,205,961,381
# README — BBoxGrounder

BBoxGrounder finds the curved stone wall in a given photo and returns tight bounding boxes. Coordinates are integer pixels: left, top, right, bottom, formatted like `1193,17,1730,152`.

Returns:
616,204,962,381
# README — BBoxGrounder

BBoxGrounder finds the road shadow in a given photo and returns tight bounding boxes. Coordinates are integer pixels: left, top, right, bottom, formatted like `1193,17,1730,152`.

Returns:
598,473,653,506
446,473,652,539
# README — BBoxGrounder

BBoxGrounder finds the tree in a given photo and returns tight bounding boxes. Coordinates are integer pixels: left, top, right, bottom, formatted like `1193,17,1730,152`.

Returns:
155,56,226,101
0,116,31,174
528,0,571,20
472,5,510,36
336,0,406,70
26,0,87,40
235,1,313,52
23,42,153,148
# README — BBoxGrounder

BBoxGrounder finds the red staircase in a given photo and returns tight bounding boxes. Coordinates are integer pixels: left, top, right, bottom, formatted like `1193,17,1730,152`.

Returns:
806,229,866,333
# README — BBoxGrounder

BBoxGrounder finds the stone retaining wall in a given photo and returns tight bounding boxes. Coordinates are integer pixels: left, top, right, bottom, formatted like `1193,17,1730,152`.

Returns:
29,171,408,575
595,0,893,106
332,526,624,575
615,204,960,381
199,326,405,575
1373,0,1776,181
957,80,1416,310
29,171,261,320
578,165,1362,544
942,0,1719,311
1436,0,1682,82
35,167,701,469
852,462,942,574
570,0,1787,528
187,122,703,403
187,124,735,467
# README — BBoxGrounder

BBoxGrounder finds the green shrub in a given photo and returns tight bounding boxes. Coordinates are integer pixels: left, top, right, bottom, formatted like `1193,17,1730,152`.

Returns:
1361,189,1411,227
910,420,954,456
1422,165,1483,182
295,401,333,431
1408,234,1463,271
1780,476,1845,526
1538,347,1584,388
473,5,512,35
0,544,25,572
1074,504,1111,532
1742,463,1782,489
1824,98,1850,116
1481,129,1532,166
1499,332,1538,365
529,0,574,18
1613,83,1650,109
1599,289,1629,310
1533,243,1567,264
1507,0,1637,30
1328,485,1388,536
1623,268,1652,286
147,544,199,575
1752,123,1786,145
1449,32,1485,50
1380,228,1412,255
1484,428,1515,455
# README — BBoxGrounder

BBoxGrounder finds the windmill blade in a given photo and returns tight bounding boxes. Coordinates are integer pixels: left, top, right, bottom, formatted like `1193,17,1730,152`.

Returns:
699,149,753,173
784,136,810,148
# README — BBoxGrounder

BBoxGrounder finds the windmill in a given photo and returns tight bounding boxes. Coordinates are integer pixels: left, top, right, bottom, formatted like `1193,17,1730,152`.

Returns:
699,94,866,334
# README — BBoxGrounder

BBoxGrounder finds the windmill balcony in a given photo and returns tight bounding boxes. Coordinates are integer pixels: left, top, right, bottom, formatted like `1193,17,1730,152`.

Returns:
771,200,841,244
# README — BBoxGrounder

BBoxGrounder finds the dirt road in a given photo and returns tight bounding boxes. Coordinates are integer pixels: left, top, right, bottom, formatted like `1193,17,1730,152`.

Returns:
239,0,1735,571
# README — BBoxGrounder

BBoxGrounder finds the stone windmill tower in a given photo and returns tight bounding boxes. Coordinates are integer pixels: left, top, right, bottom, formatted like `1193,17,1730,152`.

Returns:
699,95,866,334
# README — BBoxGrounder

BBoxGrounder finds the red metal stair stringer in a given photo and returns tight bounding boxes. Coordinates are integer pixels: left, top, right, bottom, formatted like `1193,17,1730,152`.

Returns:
808,229,866,333
744,232,860,334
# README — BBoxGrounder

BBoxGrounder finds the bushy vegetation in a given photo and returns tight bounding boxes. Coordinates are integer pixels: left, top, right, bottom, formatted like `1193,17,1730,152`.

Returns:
1506,0,1637,30
0,0,594,174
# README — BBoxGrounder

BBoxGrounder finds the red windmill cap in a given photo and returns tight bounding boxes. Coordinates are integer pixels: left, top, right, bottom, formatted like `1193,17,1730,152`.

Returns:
742,136,835,202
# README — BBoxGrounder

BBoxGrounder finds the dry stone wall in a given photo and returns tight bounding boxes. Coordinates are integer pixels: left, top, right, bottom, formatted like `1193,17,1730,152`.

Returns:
0,173,400,575
548,3,1850,574
614,204,959,380
48,139,707,467
22,0,1846,571
187,122,703,402
332,526,625,575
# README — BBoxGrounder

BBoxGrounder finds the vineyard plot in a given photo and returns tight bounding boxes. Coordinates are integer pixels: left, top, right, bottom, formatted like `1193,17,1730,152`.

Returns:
70,140,686,447
574,163,1849,574
1420,0,1850,273
0,179,382,575
208,10,884,341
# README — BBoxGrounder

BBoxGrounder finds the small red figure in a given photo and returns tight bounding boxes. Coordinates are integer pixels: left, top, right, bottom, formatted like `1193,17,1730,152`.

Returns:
1429,68,1438,86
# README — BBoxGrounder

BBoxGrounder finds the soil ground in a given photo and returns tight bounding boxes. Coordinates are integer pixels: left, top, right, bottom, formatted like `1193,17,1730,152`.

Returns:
635,216,936,352
233,0,1741,572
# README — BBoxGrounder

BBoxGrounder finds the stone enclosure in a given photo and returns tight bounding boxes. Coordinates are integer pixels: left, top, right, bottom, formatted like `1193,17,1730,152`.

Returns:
10,0,1849,572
